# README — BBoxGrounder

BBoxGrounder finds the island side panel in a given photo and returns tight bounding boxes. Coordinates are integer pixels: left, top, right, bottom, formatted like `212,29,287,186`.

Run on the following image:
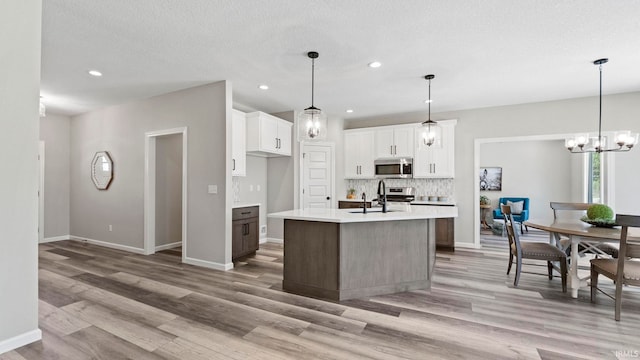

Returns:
283,219,340,300
339,219,434,300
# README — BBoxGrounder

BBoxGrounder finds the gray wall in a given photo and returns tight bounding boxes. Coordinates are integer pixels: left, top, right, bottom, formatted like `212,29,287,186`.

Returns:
347,91,640,247
70,81,233,266
0,0,41,349
40,113,71,239
480,139,573,220
155,133,183,247
234,155,268,238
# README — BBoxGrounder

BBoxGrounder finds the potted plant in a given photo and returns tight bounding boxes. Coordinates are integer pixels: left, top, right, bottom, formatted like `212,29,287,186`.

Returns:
347,188,357,199
480,195,491,205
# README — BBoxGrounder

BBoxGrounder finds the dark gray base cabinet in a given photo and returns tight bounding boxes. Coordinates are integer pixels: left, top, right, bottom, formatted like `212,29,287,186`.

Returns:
338,200,372,209
232,206,259,260
436,217,455,251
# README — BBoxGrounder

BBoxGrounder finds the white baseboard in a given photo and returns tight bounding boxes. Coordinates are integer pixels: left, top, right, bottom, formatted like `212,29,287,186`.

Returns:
40,235,70,243
265,237,283,244
454,242,481,249
0,328,42,355
69,236,146,254
155,242,182,251
259,236,268,244
183,256,233,271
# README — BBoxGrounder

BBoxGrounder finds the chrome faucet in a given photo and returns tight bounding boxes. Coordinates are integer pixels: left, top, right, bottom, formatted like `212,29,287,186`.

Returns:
377,180,387,213
361,192,367,214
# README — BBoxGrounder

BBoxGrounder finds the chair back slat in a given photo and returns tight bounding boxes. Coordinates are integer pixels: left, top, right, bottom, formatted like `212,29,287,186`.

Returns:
616,214,640,260
550,202,591,220
501,204,521,254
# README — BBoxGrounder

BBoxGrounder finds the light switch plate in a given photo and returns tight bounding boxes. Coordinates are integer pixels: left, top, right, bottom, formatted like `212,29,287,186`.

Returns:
208,185,217,194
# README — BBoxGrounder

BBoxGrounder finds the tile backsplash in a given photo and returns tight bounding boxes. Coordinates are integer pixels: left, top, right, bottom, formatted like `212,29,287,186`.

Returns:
346,178,454,201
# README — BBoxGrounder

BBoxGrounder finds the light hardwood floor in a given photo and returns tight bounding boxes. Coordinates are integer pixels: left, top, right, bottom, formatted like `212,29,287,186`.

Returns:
2,240,639,359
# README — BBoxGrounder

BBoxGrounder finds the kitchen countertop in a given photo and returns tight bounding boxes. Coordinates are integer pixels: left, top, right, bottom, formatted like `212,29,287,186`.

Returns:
232,202,261,209
268,204,457,223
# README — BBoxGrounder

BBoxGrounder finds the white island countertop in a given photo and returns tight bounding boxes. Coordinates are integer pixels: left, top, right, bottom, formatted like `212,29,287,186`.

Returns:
268,204,457,223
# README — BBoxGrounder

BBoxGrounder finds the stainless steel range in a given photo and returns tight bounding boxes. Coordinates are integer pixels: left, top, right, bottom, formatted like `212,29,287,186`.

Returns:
380,186,416,203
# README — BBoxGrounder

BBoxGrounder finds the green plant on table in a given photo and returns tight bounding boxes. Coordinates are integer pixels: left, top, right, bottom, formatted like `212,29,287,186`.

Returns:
480,195,491,205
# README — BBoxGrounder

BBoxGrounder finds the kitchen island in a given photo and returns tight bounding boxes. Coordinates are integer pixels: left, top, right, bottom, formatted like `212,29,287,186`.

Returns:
268,204,458,301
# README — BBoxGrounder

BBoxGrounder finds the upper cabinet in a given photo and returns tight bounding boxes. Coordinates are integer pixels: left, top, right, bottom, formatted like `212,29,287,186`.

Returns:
344,129,375,179
374,125,415,158
231,110,247,176
246,112,292,157
413,119,456,178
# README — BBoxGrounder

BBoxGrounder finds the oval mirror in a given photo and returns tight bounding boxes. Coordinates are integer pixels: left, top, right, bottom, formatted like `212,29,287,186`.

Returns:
91,151,113,190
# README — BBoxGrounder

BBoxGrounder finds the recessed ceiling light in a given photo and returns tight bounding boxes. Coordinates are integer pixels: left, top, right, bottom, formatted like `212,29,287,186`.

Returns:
88,70,103,77
258,84,269,90
346,109,354,113
368,61,382,68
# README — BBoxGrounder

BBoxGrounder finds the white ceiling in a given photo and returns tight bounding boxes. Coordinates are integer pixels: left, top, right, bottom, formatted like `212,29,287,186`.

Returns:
41,0,640,120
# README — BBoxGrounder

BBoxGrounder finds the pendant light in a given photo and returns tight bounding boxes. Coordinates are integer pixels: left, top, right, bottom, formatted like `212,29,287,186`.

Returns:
298,51,327,141
565,58,638,153
421,74,441,147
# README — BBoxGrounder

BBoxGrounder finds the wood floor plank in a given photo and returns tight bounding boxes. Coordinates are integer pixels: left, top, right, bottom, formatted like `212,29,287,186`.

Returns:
39,300,91,336
9,239,639,359
61,300,176,352
65,325,166,360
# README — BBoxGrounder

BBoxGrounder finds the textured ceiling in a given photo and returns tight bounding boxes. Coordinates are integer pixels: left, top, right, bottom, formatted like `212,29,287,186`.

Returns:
41,0,640,119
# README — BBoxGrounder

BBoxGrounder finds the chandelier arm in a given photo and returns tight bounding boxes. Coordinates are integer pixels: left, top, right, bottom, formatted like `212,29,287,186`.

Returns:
428,78,431,120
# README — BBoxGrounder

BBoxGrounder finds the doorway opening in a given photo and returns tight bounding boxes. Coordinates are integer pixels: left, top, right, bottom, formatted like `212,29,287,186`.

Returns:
144,127,188,261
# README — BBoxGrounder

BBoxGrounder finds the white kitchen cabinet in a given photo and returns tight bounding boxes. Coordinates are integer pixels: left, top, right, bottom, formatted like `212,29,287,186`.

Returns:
231,109,247,176
374,125,415,158
414,119,456,178
344,129,375,179
246,111,292,157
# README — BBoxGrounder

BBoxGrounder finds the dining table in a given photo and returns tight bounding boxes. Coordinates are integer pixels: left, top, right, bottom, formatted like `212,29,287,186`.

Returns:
524,219,640,298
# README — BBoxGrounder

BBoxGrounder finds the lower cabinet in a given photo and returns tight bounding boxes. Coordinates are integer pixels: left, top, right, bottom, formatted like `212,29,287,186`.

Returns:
232,206,259,260
435,218,455,251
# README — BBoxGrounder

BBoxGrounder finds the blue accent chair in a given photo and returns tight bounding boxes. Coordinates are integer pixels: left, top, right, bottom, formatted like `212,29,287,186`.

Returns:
493,197,530,234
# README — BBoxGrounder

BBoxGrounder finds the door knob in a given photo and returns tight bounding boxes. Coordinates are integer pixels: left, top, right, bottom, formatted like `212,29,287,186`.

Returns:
326,196,331,200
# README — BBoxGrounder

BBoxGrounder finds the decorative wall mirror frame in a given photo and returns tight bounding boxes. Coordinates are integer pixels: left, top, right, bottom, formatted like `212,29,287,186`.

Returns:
91,151,113,190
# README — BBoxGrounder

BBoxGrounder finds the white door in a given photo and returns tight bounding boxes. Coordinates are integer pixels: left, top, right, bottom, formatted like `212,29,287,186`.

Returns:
302,144,333,209
260,115,278,152
231,110,246,176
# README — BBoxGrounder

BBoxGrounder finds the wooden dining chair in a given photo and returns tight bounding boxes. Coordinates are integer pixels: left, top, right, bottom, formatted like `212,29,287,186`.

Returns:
502,204,567,292
550,202,618,258
590,214,640,321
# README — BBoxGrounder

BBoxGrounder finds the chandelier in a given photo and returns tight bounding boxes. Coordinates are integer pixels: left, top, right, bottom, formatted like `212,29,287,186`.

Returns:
565,59,638,153
421,74,441,147
297,51,327,141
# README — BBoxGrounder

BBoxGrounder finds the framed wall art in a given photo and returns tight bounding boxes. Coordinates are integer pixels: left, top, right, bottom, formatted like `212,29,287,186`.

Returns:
479,167,502,191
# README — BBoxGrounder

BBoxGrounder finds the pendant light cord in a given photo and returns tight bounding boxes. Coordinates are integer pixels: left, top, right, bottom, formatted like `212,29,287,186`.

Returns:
311,57,315,107
598,62,603,147
428,78,431,121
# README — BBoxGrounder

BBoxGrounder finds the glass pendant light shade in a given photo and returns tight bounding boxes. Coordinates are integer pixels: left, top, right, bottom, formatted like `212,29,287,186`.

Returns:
421,74,440,147
298,51,327,141
298,105,327,140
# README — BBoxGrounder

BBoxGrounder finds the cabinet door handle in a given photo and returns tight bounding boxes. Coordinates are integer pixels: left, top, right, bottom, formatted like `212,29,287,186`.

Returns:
394,145,397,155
433,163,436,173
241,211,251,215
390,145,393,155
233,159,236,171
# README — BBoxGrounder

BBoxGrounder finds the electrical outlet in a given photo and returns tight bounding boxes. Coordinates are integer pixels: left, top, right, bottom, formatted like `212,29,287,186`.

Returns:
260,225,267,234
208,185,217,194
108,225,113,232
257,185,261,191
249,185,254,191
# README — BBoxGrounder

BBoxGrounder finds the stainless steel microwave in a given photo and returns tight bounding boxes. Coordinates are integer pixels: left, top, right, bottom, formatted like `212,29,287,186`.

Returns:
374,158,413,178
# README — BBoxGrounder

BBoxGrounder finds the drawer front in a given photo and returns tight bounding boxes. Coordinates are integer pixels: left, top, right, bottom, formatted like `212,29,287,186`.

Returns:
233,206,259,220
338,201,372,209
